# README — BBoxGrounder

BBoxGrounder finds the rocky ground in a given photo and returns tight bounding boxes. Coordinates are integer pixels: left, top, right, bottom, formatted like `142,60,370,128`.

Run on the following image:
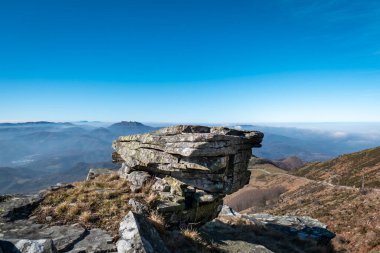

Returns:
0,126,337,253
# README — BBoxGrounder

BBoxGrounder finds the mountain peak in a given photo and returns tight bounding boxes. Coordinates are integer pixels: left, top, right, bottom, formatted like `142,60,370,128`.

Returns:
109,121,146,128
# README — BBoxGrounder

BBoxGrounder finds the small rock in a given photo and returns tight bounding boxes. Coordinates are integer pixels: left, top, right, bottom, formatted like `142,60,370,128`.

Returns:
86,168,115,181
124,171,151,193
151,178,170,192
219,205,241,217
128,199,147,214
15,239,57,253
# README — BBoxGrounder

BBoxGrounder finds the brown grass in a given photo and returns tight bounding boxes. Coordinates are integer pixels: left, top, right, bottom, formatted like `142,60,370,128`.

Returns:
33,172,157,237
181,228,203,242
148,211,166,233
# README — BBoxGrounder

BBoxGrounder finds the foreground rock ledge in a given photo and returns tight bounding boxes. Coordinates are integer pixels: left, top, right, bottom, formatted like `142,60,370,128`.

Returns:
112,125,264,225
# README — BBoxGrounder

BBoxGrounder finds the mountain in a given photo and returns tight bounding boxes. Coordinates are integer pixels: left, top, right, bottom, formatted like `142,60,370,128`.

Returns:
1,121,380,194
272,156,305,171
107,121,156,137
0,121,159,194
0,121,73,127
294,146,380,188
0,161,119,194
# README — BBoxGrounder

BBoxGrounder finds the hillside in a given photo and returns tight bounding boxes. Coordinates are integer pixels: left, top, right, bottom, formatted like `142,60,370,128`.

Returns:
294,146,380,188
225,156,380,253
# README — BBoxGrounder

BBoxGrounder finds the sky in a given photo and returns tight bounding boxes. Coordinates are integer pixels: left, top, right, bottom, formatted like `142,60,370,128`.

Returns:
0,0,379,123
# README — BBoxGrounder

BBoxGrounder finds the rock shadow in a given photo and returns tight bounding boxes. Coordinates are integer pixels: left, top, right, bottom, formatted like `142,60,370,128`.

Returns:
200,220,337,253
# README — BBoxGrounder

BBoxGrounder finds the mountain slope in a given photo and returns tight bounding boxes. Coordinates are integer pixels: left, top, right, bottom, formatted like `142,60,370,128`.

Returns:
294,146,380,188
225,156,380,253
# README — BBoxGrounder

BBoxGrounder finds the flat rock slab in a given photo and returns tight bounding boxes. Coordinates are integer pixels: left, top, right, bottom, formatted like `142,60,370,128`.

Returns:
67,229,116,253
200,206,335,253
0,220,115,253
0,195,43,221
247,214,336,244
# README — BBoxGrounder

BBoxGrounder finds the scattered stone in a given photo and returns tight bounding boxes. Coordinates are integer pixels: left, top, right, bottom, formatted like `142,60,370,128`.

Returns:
86,168,115,181
117,211,170,253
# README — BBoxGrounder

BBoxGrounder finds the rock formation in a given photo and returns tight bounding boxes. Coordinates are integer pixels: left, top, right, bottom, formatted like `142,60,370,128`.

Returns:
112,125,264,225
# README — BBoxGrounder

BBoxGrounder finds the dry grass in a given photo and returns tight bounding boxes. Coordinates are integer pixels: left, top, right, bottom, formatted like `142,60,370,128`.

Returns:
33,172,157,237
227,160,380,253
294,146,380,188
248,170,380,253
148,211,166,233
181,228,203,242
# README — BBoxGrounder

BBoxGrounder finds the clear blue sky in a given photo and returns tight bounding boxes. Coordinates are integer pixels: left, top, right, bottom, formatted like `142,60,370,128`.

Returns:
0,0,379,123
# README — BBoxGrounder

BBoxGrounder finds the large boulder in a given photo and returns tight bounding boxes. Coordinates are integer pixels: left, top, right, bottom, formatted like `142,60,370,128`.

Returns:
113,125,263,225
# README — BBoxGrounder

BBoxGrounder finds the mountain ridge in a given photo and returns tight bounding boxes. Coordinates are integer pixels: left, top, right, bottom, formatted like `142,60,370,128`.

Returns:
294,146,380,188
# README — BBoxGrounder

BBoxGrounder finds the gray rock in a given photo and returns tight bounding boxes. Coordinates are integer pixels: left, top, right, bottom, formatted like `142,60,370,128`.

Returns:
0,195,43,221
150,178,170,192
68,229,116,253
15,239,57,253
112,125,263,225
219,205,241,217
0,222,116,253
123,171,151,193
117,211,169,253
113,125,263,194
38,224,86,252
86,168,115,181
247,213,335,244
128,199,148,214
213,206,335,247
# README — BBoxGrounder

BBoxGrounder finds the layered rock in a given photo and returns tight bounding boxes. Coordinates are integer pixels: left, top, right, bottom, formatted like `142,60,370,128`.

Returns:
112,125,264,224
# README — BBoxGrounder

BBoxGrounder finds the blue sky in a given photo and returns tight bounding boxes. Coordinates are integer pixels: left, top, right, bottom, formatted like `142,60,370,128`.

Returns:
0,0,379,123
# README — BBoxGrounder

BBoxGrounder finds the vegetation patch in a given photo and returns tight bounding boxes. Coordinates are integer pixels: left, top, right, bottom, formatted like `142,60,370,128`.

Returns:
33,173,154,238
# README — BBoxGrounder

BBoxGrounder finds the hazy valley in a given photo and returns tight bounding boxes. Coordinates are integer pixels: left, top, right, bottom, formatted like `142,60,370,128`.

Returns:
1,121,380,194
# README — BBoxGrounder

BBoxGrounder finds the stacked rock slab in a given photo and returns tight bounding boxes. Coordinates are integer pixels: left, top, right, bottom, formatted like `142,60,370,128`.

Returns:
112,125,263,225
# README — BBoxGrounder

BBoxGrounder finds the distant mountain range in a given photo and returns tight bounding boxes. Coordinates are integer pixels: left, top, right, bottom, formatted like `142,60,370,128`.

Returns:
236,124,380,161
0,121,379,194
0,121,157,193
